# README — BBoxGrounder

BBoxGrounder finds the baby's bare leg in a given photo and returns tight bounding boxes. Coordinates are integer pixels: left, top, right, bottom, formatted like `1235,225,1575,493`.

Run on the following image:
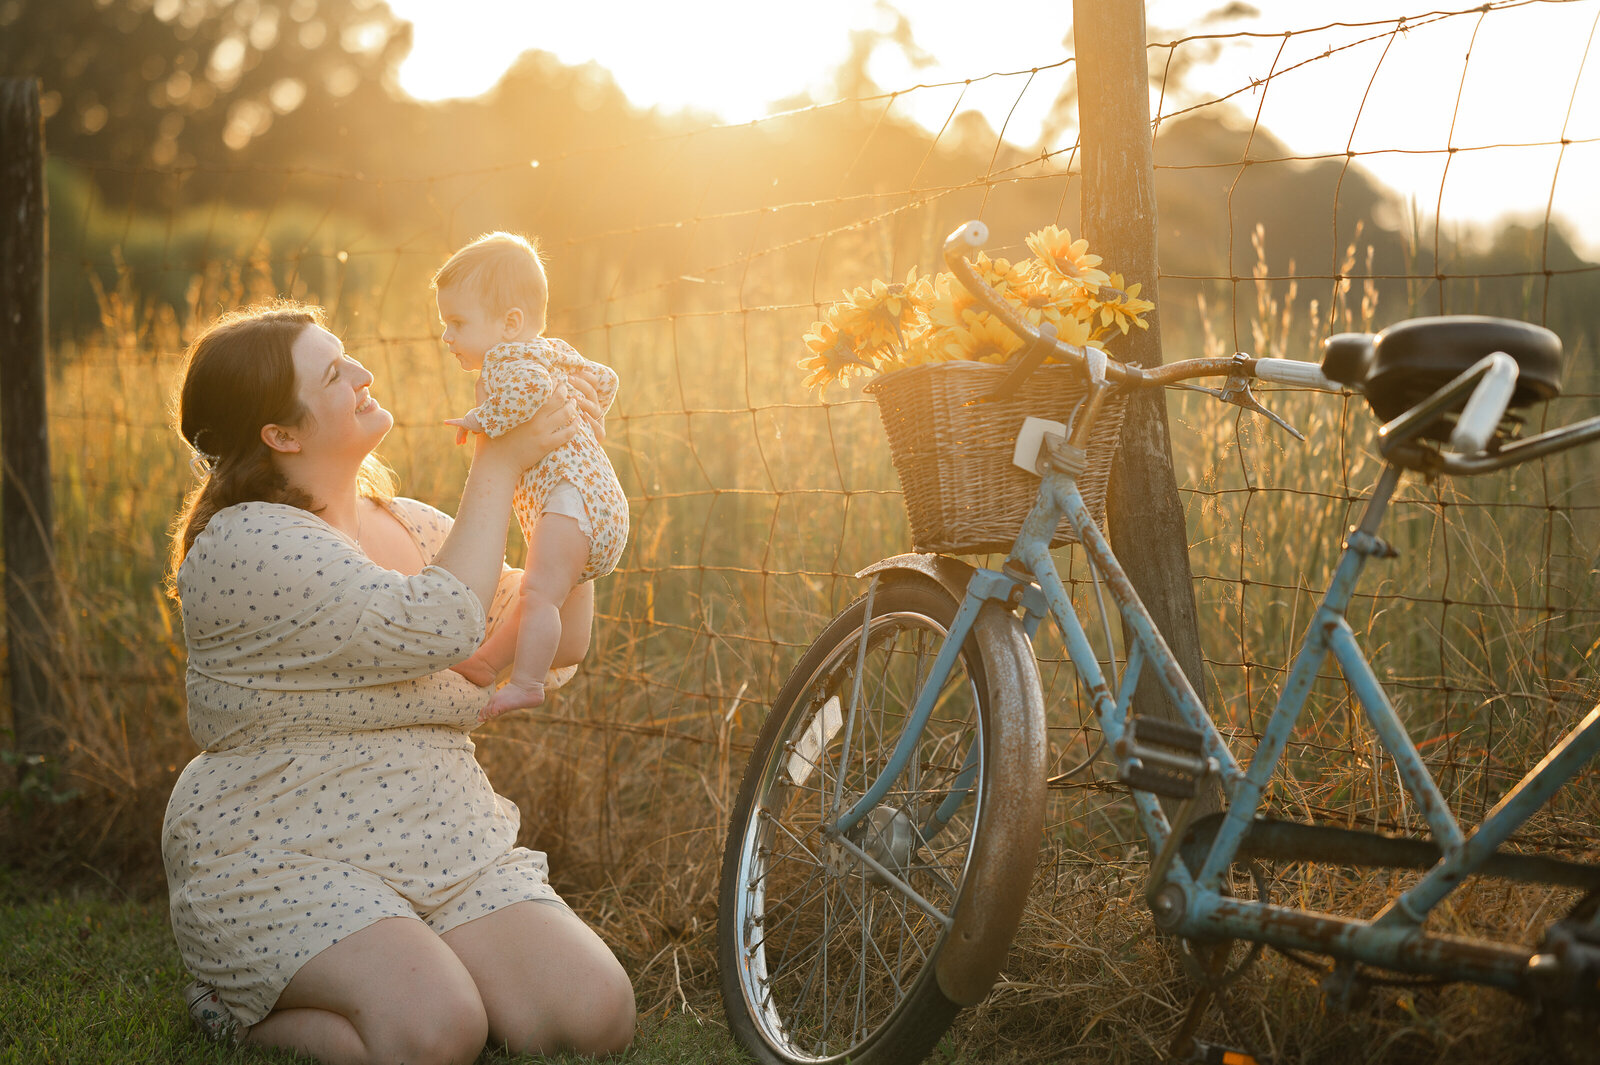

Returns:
552,580,594,669
482,516,589,720
452,597,521,687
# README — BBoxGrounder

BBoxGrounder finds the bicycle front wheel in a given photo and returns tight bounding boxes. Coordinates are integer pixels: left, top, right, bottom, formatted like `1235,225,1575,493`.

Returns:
718,574,1039,1065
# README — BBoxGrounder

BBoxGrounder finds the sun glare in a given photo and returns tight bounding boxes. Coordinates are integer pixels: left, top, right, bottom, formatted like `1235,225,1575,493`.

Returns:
385,0,878,120
381,0,1599,252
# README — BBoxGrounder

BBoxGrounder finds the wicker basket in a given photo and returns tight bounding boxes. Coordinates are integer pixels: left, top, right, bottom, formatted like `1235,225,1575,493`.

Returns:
864,361,1129,555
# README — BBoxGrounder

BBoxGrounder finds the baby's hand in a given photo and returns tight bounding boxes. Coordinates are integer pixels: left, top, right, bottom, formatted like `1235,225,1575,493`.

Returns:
445,412,484,446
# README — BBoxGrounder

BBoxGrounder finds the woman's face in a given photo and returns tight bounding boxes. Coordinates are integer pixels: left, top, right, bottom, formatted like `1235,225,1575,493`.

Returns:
287,325,393,461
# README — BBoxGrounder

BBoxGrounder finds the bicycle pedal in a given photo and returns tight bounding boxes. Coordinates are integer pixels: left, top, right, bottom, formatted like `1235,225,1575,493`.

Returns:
1178,1044,1264,1065
1117,715,1209,800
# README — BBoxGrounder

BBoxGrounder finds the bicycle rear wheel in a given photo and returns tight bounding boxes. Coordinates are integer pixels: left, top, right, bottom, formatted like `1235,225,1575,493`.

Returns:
718,574,1040,1065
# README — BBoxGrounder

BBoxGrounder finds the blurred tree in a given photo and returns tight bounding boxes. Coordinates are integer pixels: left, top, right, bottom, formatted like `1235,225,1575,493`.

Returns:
0,0,409,185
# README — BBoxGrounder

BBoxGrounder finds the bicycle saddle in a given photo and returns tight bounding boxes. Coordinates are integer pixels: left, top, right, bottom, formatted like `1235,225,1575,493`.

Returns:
1321,315,1563,436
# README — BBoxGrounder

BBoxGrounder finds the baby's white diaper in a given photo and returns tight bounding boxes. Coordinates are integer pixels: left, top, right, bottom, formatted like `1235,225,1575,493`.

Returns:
540,480,591,539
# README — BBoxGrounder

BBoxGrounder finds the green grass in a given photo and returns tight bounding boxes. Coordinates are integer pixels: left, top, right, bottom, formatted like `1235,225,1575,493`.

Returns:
4,861,1585,1065
0,869,751,1065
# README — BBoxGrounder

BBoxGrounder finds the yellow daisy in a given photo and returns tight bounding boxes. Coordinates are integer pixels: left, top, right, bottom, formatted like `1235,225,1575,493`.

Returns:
925,254,1026,335
1026,225,1111,288
1041,309,1096,354
1094,272,1155,335
941,311,1028,365
838,266,929,353
1007,260,1101,344
797,318,877,392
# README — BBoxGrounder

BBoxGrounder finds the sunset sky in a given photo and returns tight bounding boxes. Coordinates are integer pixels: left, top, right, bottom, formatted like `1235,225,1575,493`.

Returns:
382,0,1600,255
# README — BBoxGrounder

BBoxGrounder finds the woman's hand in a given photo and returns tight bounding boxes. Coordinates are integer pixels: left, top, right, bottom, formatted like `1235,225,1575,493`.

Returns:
436,388,578,605
474,385,581,474
567,368,608,442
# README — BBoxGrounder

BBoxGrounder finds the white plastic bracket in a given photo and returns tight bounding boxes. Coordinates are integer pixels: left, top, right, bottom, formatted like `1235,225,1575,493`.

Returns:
1012,416,1067,476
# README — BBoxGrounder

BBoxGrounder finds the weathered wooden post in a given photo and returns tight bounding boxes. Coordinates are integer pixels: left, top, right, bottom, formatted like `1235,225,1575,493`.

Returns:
1073,2,1212,790
1,77,63,766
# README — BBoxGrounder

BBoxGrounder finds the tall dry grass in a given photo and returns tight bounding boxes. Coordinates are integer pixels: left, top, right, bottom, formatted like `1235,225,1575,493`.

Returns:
5,214,1599,1061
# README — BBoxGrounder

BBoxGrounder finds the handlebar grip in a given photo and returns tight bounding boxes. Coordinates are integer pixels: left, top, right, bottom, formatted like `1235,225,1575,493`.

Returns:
947,220,989,249
1449,351,1518,454
1254,358,1340,391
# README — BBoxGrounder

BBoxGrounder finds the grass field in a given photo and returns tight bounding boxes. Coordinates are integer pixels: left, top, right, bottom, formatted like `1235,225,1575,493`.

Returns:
0,866,757,1065
3,863,1590,1065
5,222,1600,1063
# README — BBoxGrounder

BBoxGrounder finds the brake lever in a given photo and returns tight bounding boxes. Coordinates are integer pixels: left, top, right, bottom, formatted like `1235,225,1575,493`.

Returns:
1178,371,1306,442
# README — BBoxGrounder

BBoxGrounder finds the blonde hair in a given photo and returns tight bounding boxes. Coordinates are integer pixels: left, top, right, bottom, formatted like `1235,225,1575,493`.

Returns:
431,231,548,318
167,301,396,593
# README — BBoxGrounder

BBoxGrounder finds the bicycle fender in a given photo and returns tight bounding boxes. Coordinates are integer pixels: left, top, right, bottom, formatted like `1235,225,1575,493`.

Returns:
937,600,1047,1004
855,552,978,602
856,553,1050,1006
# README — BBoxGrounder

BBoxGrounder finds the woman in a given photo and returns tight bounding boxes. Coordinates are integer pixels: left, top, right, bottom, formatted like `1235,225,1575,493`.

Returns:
162,302,634,1064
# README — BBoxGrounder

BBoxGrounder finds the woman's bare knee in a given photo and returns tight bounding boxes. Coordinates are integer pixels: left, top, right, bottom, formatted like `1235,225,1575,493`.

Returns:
271,918,490,1065
495,970,632,1057
366,986,486,1065
556,946,635,1055
580,966,636,1055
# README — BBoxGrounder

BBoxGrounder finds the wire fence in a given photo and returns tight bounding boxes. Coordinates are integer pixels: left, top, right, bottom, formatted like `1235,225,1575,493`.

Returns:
14,0,1600,1021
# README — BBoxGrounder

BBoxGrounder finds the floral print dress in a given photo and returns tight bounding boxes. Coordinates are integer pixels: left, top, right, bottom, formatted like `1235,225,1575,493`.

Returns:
161,498,563,1027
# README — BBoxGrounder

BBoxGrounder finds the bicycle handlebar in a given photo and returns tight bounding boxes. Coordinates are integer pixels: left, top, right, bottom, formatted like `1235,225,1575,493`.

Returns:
1254,357,1341,391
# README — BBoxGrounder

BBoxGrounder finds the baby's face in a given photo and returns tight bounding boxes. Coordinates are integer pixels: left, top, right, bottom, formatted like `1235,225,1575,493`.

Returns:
436,286,507,372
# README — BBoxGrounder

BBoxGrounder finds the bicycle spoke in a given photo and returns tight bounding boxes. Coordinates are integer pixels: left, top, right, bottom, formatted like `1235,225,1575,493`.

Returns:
855,885,872,1041
763,811,828,869
760,873,830,972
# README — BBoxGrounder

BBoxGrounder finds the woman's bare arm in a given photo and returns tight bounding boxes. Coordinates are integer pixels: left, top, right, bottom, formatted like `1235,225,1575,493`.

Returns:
431,386,578,605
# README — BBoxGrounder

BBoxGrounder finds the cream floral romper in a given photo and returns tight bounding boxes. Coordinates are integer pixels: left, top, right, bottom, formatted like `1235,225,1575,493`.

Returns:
469,337,629,582
162,498,565,1028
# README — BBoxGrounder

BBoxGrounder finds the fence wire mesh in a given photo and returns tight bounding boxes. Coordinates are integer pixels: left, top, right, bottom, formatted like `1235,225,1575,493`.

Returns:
12,0,1600,1043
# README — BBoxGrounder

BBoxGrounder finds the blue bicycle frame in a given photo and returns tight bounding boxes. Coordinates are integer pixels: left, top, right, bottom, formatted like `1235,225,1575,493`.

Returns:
829,369,1600,997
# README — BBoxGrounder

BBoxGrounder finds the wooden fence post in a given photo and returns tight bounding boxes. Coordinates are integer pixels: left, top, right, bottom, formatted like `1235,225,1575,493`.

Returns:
1073,2,1213,791
1,77,63,764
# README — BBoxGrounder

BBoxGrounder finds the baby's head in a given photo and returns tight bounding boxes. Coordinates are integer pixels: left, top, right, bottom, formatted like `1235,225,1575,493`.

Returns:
432,231,548,371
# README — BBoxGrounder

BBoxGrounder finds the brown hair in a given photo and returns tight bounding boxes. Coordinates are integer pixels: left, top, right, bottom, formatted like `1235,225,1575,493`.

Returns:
431,231,548,318
167,302,394,591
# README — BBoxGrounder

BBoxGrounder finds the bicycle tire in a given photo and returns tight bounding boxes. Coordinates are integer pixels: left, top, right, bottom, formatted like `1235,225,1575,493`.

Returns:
718,573,1041,1065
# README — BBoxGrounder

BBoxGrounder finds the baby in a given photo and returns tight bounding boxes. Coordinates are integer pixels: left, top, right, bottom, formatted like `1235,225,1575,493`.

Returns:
433,231,629,718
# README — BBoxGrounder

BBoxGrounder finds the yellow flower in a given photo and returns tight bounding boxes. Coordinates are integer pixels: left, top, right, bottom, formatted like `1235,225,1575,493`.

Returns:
1094,272,1155,336
837,266,929,353
925,254,1029,336
1008,260,1101,347
940,311,1027,365
1026,225,1110,288
1041,309,1096,353
924,272,968,335
797,318,877,393
794,231,1157,389
896,331,953,368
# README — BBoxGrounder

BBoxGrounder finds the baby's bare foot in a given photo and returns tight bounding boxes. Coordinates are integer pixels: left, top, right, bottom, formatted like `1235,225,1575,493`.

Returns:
480,680,546,721
451,655,498,688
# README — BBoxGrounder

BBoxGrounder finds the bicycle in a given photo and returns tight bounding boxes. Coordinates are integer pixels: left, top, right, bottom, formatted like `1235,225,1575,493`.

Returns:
716,218,1600,1065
